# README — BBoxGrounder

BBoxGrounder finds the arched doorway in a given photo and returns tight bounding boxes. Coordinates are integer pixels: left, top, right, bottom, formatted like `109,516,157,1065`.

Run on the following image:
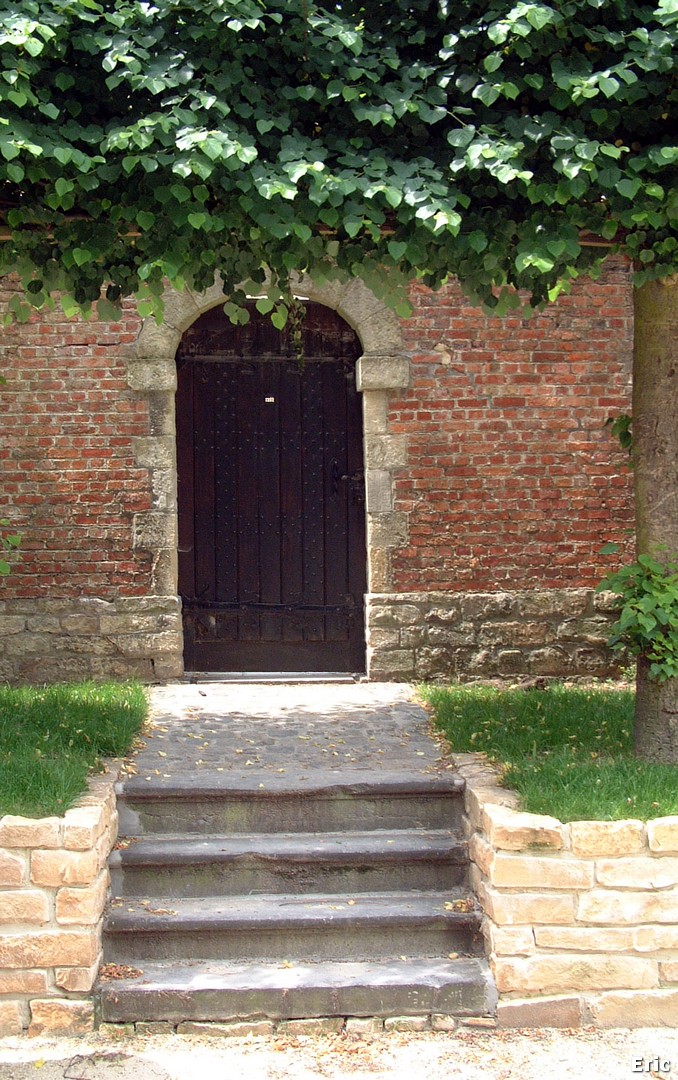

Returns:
175,302,367,672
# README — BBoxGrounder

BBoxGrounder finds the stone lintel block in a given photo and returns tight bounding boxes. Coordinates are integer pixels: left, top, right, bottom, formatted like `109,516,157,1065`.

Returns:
365,470,393,513
63,806,104,851
570,819,645,857
356,354,410,391
0,969,49,994
0,889,49,925
126,358,178,392
497,995,583,1029
493,954,658,994
586,988,678,1028
481,804,565,851
132,511,177,551
489,853,594,890
0,816,61,849
0,1000,27,1037
578,889,678,925
648,816,678,852
478,882,576,926
0,849,27,886
55,869,109,925
596,855,678,889
132,435,176,470
55,956,103,992
364,433,409,469
28,999,95,1037
0,929,100,968
534,926,637,952
31,848,100,887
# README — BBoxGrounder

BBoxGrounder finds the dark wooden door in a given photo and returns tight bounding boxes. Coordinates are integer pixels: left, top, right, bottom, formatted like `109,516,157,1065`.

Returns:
176,302,366,672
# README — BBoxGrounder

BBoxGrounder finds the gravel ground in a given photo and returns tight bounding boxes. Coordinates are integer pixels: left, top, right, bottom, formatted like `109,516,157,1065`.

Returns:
2,1027,678,1080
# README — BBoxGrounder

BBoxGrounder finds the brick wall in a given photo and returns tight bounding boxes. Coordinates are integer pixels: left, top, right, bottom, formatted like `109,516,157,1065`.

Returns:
391,259,634,593
0,768,118,1036
458,756,678,1028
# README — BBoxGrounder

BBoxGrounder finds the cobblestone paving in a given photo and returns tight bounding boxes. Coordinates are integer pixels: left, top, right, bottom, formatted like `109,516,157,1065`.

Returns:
126,682,448,787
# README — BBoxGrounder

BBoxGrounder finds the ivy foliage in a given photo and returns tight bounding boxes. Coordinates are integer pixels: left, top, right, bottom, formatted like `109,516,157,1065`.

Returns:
0,0,676,323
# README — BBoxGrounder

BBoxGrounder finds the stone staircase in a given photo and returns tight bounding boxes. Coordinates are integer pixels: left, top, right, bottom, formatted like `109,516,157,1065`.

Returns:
98,772,497,1026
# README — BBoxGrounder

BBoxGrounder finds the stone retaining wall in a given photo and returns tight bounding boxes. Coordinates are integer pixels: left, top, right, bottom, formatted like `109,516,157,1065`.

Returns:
366,589,624,682
0,597,183,686
457,756,678,1028
0,767,118,1036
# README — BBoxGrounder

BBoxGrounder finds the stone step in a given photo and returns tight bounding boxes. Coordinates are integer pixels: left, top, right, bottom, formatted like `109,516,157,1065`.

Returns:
99,956,497,1024
109,829,468,897
103,890,482,965
115,774,465,836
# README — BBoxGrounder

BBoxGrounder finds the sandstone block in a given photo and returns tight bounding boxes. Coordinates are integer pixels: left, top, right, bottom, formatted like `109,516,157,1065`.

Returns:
587,989,678,1028
493,954,658,994
55,956,102,992
520,590,589,617
570,819,645,857
578,889,678,924
482,805,565,851
177,1020,275,1037
648,816,678,852
55,869,109,925
497,995,583,1028
659,961,678,984
431,1014,457,1031
596,855,678,889
469,833,495,876
479,621,552,647
135,1022,177,1035
0,849,26,886
384,1016,430,1032
29,999,95,1036
0,816,61,849
277,1017,344,1036
534,926,636,952
356,354,410,391
0,1000,26,1036
31,848,99,886
0,929,99,968
634,926,678,952
489,853,593,890
485,924,535,957
478,882,576,925
62,806,103,850
0,889,49,925
0,970,48,994
345,1017,384,1034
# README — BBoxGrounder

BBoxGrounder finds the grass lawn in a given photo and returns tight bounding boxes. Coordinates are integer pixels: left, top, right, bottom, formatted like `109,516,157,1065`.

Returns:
420,681,678,822
0,681,148,818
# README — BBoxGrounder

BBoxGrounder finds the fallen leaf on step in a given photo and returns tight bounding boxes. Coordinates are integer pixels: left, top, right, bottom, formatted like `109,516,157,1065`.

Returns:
100,964,143,981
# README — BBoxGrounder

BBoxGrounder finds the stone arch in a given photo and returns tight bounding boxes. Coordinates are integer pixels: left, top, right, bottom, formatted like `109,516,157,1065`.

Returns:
126,276,411,676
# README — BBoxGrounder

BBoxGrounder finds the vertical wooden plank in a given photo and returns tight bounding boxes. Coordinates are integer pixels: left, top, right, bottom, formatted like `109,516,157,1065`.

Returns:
192,363,217,604
345,355,367,663
259,362,282,641
301,361,325,642
213,360,238,606
280,362,304,642
176,361,196,602
323,359,350,642
236,363,261,643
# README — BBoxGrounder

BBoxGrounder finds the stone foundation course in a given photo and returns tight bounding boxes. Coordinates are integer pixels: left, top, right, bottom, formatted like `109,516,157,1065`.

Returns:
0,768,118,1036
458,755,678,1028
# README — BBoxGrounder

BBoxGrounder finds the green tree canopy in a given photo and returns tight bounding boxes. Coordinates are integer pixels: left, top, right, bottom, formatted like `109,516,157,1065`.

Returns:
0,0,676,324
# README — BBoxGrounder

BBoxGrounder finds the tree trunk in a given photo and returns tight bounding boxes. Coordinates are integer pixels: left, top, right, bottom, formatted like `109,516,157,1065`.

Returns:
632,277,678,763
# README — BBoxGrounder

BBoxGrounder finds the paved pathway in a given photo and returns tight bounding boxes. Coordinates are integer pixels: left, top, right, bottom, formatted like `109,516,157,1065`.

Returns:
130,681,449,787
